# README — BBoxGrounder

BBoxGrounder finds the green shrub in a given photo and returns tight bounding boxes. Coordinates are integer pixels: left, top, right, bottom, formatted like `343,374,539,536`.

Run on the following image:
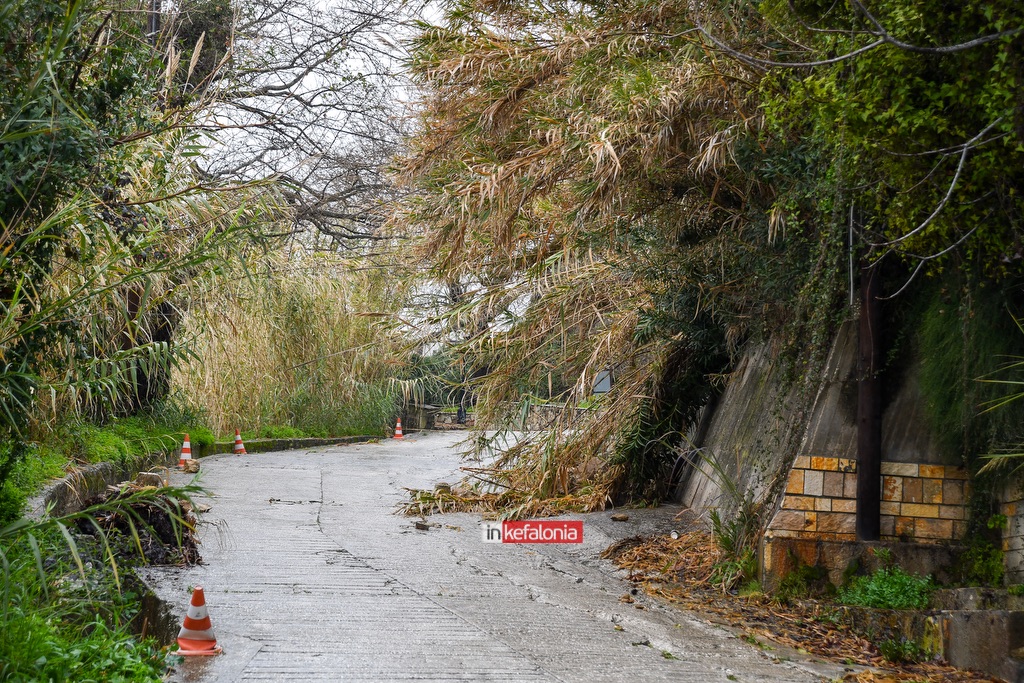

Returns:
878,637,926,664
258,425,307,439
0,481,27,527
77,425,132,464
777,562,832,602
186,426,216,448
0,530,166,681
838,567,933,610
956,539,1004,587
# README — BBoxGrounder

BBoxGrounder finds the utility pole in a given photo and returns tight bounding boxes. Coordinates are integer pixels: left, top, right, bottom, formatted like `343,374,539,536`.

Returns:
856,263,882,541
148,0,161,46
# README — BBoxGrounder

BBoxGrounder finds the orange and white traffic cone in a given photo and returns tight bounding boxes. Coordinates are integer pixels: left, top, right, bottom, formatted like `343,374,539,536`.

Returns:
178,433,193,469
394,418,404,439
176,586,222,656
233,429,246,455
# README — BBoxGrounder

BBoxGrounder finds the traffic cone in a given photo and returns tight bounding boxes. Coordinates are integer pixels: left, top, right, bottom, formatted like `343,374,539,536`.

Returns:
394,418,404,439
233,429,246,455
178,433,193,469
176,586,222,656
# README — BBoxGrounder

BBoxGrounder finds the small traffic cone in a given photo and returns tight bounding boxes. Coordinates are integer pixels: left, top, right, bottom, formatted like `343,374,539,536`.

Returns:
176,586,222,656
178,433,193,469
394,418,404,439
233,429,246,455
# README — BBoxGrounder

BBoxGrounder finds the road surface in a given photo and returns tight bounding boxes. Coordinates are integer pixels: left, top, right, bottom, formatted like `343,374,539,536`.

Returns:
144,431,841,682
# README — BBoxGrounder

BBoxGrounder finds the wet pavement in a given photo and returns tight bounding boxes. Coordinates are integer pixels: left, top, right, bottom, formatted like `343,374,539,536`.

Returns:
143,431,842,682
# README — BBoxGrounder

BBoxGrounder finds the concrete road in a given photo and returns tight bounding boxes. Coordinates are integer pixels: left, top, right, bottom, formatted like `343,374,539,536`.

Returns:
144,431,841,682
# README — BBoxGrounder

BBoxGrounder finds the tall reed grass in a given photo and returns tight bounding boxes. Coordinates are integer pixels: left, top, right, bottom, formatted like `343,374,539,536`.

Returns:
173,246,403,437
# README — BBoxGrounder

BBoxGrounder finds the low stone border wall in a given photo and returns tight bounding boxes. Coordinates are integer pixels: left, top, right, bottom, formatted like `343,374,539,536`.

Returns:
193,435,379,458
835,596,1024,682
28,435,379,518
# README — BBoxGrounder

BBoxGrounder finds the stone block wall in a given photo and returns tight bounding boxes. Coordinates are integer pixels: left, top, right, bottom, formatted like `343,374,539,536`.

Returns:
768,457,970,544
1003,487,1024,584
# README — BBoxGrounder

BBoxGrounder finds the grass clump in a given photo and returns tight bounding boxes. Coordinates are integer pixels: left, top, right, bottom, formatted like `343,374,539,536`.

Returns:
837,567,933,610
0,529,166,682
258,425,308,439
173,249,401,440
877,637,927,664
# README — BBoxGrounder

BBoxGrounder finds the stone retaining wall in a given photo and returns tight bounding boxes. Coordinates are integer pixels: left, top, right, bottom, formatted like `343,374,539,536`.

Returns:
1003,481,1024,584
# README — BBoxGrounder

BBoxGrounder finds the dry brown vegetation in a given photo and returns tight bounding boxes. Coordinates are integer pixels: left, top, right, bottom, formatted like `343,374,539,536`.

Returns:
172,244,404,437
393,0,784,510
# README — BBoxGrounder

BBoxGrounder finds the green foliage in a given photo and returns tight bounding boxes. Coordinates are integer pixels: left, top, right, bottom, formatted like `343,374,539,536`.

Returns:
258,425,308,439
1008,584,1024,596
173,0,234,101
0,408,215,526
761,0,1024,274
955,539,1005,587
0,0,269,494
0,484,202,681
911,278,1024,461
0,483,27,531
187,427,216,449
878,637,926,664
709,493,762,591
838,567,934,610
777,561,832,602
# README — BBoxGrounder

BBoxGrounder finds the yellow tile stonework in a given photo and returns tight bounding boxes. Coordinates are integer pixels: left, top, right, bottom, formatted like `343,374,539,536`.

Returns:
804,511,817,531
923,478,944,504
953,520,968,539
803,470,824,497
844,473,858,498
881,462,919,477
817,512,856,535
793,456,811,469
939,505,964,520
903,478,923,503
943,467,969,480
916,518,954,539
782,495,816,511
882,476,903,502
838,458,856,472
880,501,901,516
770,510,807,532
768,528,802,539
786,470,804,495
811,456,839,471
814,498,833,512
902,503,940,518
833,498,856,513
943,480,964,506
895,516,916,537
919,464,945,478
823,472,845,497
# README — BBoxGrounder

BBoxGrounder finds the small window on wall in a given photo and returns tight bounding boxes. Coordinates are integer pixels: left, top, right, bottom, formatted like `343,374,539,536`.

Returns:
593,369,612,394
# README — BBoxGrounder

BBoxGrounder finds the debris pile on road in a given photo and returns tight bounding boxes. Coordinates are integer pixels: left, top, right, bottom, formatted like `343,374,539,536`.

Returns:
605,532,999,683
76,481,202,566
399,467,614,518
